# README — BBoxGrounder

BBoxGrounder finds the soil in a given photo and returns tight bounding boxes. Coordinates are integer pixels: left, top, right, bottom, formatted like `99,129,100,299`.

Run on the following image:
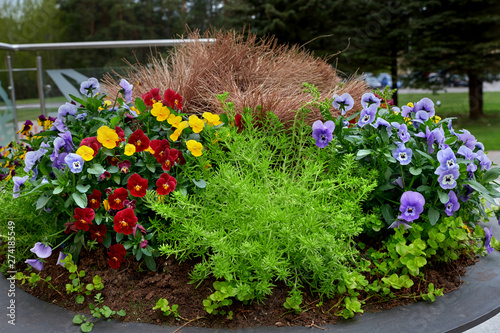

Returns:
1,247,478,331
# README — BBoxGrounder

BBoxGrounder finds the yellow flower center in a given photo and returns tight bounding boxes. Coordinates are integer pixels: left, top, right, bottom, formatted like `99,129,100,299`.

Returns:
134,185,142,192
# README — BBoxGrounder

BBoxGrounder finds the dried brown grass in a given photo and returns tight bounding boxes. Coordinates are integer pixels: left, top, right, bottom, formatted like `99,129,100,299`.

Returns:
103,30,368,125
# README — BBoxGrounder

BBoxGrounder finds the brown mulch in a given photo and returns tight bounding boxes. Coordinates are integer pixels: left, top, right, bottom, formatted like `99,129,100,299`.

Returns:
1,247,478,330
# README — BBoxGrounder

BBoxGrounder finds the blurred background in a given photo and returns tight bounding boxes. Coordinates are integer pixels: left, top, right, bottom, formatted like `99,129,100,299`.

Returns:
1,0,500,147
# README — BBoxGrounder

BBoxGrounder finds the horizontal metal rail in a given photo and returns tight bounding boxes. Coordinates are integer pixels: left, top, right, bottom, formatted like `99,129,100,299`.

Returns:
0,39,215,51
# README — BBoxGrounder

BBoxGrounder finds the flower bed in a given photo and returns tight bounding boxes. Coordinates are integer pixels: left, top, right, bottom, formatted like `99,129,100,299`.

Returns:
1,79,499,331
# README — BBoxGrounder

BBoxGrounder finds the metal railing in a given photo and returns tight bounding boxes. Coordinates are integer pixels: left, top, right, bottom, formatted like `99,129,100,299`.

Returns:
0,39,215,142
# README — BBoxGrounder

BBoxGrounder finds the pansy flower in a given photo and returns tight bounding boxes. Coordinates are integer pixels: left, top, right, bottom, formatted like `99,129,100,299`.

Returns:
118,160,131,174
108,187,129,210
156,173,177,195
312,120,335,148
186,140,203,157
127,173,148,197
97,126,119,149
361,93,381,109
234,114,244,132
141,88,161,106
80,77,100,97
203,112,223,126
89,224,107,243
436,147,458,173
73,207,95,231
444,190,460,216
162,88,183,111
371,118,392,137
151,102,171,121
64,153,84,173
115,126,126,143
113,208,138,235
457,146,477,161
56,252,70,268
332,93,354,115
357,105,377,127
128,129,150,152
30,242,52,259
119,79,133,103
150,139,171,163
26,259,44,271
160,148,179,171
80,137,101,157
123,199,136,210
12,175,29,198
17,120,33,136
107,244,126,269
167,114,183,127
76,145,94,161
87,189,101,210
392,143,412,165
170,121,189,141
398,191,425,222
476,151,492,171
458,129,477,150
57,102,78,118
414,97,435,118
124,144,135,156
99,171,111,181
415,126,435,153
189,115,205,133
436,167,460,190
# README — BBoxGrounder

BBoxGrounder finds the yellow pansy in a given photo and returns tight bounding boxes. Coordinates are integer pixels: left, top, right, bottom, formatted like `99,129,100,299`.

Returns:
103,199,110,211
97,126,119,149
145,146,155,154
76,145,95,161
186,140,203,157
188,115,205,133
170,121,188,141
98,100,113,111
167,114,182,128
407,102,414,107
151,102,170,122
432,115,442,124
202,112,223,126
124,144,136,156
130,106,140,115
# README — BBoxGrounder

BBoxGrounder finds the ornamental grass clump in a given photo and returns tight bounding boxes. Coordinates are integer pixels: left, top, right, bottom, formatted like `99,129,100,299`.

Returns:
103,29,368,125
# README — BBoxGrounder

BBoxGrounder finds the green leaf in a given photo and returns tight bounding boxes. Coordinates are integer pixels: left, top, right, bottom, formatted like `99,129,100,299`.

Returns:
53,186,64,195
192,179,207,189
69,94,87,107
107,166,119,174
416,149,434,162
482,167,500,183
36,196,51,210
438,191,449,204
73,315,83,324
135,97,146,112
116,233,123,243
110,116,121,128
144,255,157,272
409,167,422,176
117,309,126,316
467,180,496,204
76,295,85,304
381,204,394,225
355,149,373,160
146,164,156,173
428,206,440,225
87,164,105,175
81,322,94,332
142,246,153,257
76,184,91,194
72,192,88,208
100,148,115,157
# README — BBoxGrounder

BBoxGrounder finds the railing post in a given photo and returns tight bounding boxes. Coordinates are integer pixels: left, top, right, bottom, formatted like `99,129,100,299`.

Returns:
36,54,46,116
5,54,18,142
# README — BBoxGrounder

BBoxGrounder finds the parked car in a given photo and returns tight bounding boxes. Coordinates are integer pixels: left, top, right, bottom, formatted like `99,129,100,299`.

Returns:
447,74,469,87
363,72,382,89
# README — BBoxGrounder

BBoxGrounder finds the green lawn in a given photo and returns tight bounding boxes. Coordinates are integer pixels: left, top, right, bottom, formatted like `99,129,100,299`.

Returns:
399,92,500,151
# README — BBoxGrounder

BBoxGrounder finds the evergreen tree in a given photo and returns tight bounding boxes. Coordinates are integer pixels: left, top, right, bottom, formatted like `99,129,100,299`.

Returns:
407,0,500,119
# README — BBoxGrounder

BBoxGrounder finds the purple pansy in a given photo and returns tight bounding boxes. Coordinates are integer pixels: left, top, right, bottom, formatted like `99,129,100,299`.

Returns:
13,175,29,198
120,79,134,104
59,131,74,153
414,97,435,118
25,259,44,271
80,77,100,97
357,105,377,127
24,145,48,173
476,142,485,151
52,152,68,170
51,118,68,132
415,126,435,153
444,190,460,216
398,191,425,222
458,129,477,150
57,102,78,118
389,220,413,229
371,117,392,137
401,104,414,117
392,143,413,165
393,123,410,143
459,184,474,202
75,112,87,121
414,110,430,125
392,177,404,188
436,147,458,173
476,151,492,171
484,227,494,254
432,127,446,150
457,146,477,161
332,93,355,115
56,252,70,267
436,167,460,189
361,92,381,109
30,242,52,258
312,120,335,148
64,153,84,173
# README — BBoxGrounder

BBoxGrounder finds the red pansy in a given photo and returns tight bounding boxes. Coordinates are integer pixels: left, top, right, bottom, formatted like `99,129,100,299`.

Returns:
128,129,150,152
115,126,126,143
106,155,121,166
87,189,101,210
99,171,111,181
156,173,177,195
176,150,186,166
89,224,107,243
107,244,126,269
235,114,244,133
64,221,78,234
73,207,95,231
79,137,101,157
162,89,183,111
113,208,138,235
108,187,129,210
127,173,148,197
160,148,179,171
150,139,170,163
141,88,161,106
118,160,131,174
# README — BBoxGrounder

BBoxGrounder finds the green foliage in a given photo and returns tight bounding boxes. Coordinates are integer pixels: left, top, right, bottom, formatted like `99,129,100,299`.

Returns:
152,298,180,318
73,293,125,332
202,281,238,316
63,255,104,304
150,105,378,302
283,289,303,313
14,271,61,294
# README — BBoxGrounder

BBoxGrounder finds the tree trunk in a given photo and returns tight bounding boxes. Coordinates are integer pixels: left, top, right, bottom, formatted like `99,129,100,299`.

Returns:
391,48,398,107
468,72,484,119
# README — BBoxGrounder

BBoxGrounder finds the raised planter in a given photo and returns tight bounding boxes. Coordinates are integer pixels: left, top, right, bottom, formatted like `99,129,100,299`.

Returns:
1,216,499,333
